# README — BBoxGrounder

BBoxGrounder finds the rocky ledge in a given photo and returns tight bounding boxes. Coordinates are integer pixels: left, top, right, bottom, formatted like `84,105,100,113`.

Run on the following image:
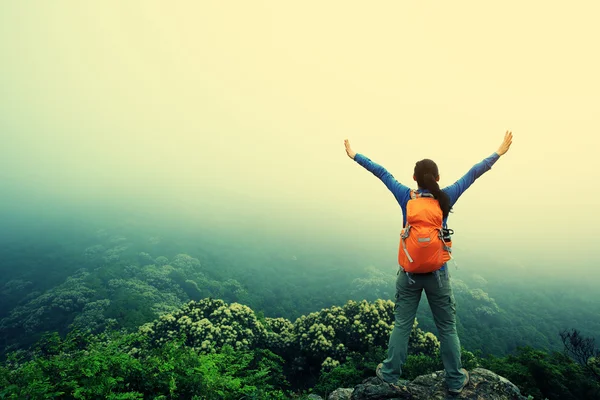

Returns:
310,368,528,400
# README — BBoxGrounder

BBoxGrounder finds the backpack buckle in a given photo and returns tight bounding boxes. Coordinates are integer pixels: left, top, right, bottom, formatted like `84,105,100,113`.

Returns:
401,225,411,239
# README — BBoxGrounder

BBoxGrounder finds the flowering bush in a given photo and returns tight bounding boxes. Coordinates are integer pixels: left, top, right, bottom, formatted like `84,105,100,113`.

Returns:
139,298,268,354
139,298,440,371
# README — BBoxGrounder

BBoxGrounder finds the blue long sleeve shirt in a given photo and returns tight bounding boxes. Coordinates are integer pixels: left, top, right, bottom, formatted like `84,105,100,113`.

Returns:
354,152,500,228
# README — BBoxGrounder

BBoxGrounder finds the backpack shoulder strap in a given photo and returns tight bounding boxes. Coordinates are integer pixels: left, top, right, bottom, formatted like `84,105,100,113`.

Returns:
410,189,434,199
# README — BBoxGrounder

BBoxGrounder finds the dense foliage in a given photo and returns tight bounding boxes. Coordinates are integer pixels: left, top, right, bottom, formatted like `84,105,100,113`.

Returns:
1,226,599,399
1,299,598,399
0,329,289,399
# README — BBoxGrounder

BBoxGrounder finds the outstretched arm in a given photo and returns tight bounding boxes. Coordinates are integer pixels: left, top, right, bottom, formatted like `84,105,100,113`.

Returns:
443,131,513,206
344,139,410,204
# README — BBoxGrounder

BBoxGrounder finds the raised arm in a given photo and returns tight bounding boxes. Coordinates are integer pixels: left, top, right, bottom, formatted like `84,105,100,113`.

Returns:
344,139,410,204
443,131,513,206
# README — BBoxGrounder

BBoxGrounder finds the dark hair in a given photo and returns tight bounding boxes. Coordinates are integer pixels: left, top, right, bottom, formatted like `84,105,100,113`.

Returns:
414,159,451,219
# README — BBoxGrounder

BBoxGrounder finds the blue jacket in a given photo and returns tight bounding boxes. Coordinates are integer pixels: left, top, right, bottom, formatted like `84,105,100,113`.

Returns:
354,152,500,228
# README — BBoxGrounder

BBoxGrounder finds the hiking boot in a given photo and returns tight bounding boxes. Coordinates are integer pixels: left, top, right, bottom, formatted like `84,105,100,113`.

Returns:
448,368,469,395
375,363,385,382
376,363,407,390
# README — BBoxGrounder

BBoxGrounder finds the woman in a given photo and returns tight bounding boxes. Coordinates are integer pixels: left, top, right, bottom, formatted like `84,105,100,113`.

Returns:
343,131,513,394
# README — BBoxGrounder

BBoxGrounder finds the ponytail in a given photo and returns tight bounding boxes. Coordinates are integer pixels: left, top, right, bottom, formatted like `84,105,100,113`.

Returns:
422,173,451,219
414,159,452,219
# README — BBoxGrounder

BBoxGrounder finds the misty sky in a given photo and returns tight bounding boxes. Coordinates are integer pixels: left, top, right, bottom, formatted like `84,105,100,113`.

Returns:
1,2,599,276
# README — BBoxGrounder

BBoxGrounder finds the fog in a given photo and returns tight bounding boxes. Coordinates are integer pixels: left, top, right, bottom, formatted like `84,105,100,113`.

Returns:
2,1,600,281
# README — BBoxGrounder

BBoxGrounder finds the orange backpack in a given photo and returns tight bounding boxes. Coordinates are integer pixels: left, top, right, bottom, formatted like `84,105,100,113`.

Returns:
398,190,453,273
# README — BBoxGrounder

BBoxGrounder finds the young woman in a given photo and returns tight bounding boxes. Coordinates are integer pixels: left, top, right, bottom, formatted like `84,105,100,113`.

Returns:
343,131,513,394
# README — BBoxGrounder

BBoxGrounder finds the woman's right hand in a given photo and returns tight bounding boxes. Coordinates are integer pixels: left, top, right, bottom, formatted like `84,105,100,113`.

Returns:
497,131,513,156
344,139,356,159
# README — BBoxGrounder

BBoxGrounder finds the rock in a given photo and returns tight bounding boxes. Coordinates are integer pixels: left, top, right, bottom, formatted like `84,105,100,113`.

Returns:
348,368,527,400
350,377,411,399
328,388,354,400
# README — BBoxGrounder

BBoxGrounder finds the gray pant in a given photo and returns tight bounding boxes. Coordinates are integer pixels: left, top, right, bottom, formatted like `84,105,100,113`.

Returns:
380,267,467,390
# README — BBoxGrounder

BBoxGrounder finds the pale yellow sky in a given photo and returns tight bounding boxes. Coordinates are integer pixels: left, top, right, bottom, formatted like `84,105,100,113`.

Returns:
1,2,599,271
